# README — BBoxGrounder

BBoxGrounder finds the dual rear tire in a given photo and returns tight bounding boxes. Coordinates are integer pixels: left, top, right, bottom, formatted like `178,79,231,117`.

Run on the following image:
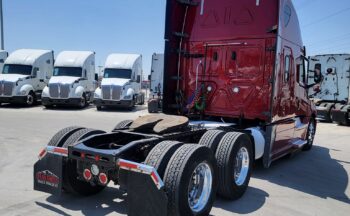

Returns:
145,142,217,216
144,131,253,215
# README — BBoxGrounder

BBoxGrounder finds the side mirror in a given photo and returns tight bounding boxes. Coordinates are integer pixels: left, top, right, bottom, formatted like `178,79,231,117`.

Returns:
137,75,141,83
148,75,151,81
95,73,98,81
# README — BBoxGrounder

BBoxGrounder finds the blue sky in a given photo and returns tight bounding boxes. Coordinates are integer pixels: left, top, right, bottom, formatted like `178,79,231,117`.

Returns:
294,0,350,56
4,0,166,76
3,0,350,75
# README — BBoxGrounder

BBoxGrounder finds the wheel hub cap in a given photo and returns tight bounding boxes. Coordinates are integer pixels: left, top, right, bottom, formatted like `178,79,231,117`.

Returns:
188,162,212,213
234,147,249,186
308,122,315,143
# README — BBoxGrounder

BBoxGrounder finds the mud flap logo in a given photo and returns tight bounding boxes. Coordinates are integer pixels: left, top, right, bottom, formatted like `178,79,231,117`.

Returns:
36,170,60,188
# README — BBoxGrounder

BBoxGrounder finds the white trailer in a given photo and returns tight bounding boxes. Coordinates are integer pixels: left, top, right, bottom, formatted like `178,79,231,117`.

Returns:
94,53,144,110
148,53,164,113
308,54,350,125
42,51,97,108
0,49,53,106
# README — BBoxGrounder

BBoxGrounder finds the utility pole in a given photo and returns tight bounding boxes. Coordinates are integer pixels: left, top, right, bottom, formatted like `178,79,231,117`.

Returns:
0,0,4,50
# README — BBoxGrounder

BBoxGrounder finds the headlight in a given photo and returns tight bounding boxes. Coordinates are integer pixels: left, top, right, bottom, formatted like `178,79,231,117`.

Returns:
94,93,100,98
124,95,132,100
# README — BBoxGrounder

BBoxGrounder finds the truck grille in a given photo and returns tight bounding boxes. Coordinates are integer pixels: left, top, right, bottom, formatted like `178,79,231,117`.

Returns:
0,81,14,96
49,83,59,98
102,85,122,100
60,84,70,98
102,85,110,100
49,83,70,98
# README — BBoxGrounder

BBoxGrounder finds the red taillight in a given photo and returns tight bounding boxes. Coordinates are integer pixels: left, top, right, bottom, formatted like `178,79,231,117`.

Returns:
81,153,85,159
99,173,108,185
95,155,100,161
83,169,92,181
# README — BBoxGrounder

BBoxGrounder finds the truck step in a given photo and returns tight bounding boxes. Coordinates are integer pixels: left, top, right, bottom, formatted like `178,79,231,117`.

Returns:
177,0,199,6
170,76,182,80
173,32,189,38
291,139,307,148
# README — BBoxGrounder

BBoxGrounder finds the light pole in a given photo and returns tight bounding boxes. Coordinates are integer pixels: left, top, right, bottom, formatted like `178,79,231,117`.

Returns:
0,0,4,50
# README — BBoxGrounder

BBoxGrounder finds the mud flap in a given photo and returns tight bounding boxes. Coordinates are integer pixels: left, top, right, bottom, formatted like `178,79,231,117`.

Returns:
33,153,64,196
263,125,276,168
118,159,168,216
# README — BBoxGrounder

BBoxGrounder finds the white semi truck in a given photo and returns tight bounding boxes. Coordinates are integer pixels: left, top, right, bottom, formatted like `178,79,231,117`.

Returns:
0,49,53,106
42,51,97,108
148,53,164,113
94,53,144,110
308,54,350,125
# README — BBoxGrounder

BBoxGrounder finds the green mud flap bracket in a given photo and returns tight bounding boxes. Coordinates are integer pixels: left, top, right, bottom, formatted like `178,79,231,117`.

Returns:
118,159,168,216
33,146,67,196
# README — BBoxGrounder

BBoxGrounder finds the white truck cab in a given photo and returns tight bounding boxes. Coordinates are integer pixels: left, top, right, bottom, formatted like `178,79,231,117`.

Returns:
308,54,350,124
148,53,164,113
94,53,144,110
0,49,53,106
42,51,97,108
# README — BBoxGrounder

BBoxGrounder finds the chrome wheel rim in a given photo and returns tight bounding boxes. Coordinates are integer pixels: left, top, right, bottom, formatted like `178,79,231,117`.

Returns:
234,147,250,186
80,97,86,107
188,162,212,213
27,94,33,105
308,121,315,144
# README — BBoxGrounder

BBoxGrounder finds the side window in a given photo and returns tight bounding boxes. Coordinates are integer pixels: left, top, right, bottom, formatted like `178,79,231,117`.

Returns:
33,67,39,77
284,5,292,27
314,63,322,83
296,59,306,84
284,55,291,82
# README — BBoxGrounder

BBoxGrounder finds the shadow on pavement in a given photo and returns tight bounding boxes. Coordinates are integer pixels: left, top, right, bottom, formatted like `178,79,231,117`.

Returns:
42,105,95,111
214,187,269,214
96,105,147,113
215,145,349,214
254,145,349,204
39,187,127,216
0,103,41,109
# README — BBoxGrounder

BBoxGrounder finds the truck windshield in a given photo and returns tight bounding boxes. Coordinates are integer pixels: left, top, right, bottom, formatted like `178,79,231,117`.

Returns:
104,69,132,79
2,64,32,75
53,67,82,77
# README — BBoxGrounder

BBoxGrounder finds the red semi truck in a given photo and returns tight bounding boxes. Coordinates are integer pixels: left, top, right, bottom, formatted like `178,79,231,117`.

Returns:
34,1,317,216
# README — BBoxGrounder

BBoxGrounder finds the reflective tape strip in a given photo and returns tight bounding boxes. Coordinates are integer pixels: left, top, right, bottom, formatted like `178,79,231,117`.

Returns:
117,159,164,190
38,148,47,159
46,146,68,157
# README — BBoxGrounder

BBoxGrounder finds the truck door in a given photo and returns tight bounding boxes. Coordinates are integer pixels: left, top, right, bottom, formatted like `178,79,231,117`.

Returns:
272,47,295,157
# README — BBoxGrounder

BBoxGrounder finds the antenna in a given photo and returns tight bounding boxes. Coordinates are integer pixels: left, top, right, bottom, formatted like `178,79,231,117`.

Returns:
0,0,4,50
